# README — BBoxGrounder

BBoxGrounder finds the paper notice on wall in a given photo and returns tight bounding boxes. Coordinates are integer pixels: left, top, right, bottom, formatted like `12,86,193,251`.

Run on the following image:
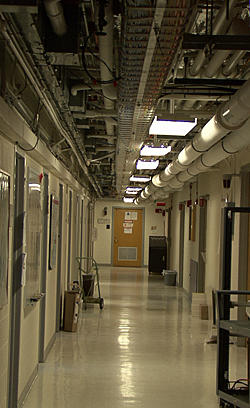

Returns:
124,228,132,234
125,211,137,220
123,222,133,228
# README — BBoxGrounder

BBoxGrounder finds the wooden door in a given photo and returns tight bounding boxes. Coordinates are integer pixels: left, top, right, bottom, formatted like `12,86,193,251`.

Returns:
113,208,143,267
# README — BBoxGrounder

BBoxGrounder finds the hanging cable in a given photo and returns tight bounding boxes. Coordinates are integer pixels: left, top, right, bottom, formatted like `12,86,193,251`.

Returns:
81,34,120,85
16,102,44,152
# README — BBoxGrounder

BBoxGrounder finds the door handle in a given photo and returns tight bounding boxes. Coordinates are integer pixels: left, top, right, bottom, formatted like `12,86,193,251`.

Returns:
114,239,118,243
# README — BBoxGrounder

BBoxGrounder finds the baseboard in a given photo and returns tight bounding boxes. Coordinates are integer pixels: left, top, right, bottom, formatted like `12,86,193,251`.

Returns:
181,287,191,302
18,365,38,408
44,332,56,362
98,263,111,266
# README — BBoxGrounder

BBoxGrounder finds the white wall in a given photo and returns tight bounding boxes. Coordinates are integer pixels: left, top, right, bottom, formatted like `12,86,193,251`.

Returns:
0,97,90,407
93,200,165,265
161,143,250,321
0,136,14,408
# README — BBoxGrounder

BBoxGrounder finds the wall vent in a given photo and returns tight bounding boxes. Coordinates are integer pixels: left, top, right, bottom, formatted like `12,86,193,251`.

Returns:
118,247,137,261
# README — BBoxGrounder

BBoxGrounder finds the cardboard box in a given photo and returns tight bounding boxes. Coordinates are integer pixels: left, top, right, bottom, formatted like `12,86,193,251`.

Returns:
63,291,80,332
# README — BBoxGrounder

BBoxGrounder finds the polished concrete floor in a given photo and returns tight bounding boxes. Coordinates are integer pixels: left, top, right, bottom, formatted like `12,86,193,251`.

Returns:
23,267,246,408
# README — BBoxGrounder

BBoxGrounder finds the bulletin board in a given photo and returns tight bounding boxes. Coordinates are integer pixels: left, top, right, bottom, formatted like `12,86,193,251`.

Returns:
24,168,42,304
0,172,10,308
48,194,59,270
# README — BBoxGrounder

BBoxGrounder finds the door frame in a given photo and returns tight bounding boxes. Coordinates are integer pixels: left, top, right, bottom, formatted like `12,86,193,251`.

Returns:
8,153,25,408
67,189,72,288
56,183,63,332
197,200,207,293
178,204,185,288
237,170,250,328
111,207,145,267
39,173,49,362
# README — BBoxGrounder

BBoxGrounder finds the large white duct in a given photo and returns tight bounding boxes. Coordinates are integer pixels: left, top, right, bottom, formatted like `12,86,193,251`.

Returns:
223,50,246,76
98,1,117,136
178,78,250,166
44,0,67,36
190,0,237,76
159,160,186,182
142,78,250,200
205,19,250,78
169,118,250,186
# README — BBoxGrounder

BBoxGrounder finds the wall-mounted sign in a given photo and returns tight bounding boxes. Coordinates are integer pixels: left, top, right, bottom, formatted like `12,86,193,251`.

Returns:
125,211,137,221
124,228,132,234
123,222,133,228
97,218,110,224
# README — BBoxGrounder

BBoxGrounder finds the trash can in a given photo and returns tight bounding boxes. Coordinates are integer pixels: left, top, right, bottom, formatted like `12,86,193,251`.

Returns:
82,274,95,296
163,270,177,286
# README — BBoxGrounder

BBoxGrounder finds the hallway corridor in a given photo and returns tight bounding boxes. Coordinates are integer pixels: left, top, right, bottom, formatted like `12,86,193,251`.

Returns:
22,268,243,408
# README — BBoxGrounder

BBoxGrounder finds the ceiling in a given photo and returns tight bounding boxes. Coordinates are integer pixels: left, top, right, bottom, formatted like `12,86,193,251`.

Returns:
0,0,249,200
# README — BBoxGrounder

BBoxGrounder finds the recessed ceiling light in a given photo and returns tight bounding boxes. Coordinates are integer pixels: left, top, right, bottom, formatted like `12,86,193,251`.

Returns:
125,190,139,195
123,197,134,203
149,116,197,136
136,159,159,170
130,175,151,182
140,145,172,156
126,187,142,192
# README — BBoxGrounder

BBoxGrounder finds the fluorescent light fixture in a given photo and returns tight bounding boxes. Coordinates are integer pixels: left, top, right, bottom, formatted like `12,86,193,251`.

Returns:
140,145,171,156
123,197,134,203
130,175,151,182
125,190,138,195
149,116,197,136
136,159,159,170
126,187,142,192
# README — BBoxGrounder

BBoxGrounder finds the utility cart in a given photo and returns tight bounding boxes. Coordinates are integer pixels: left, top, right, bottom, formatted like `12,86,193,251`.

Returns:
76,256,104,310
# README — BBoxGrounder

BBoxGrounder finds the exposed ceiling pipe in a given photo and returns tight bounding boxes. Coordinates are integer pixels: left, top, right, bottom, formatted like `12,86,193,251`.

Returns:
43,0,67,36
98,1,117,102
141,78,250,198
86,134,116,140
95,146,115,152
90,151,115,162
98,1,117,137
71,84,102,96
141,119,250,202
223,50,246,76
73,110,117,118
190,0,237,76
1,16,102,197
170,118,250,187
205,19,250,78
159,93,230,101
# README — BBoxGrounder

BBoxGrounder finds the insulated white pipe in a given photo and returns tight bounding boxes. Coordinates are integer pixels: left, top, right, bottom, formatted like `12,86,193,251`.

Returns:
205,19,250,78
223,50,246,76
178,78,250,166
190,0,237,76
98,2,117,101
142,78,250,200
44,0,67,36
96,2,117,136
169,118,250,186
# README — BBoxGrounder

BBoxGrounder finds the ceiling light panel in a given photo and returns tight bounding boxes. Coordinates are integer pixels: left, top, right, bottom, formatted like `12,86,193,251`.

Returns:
123,197,134,203
140,145,172,156
136,160,159,170
149,116,197,136
130,175,151,182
